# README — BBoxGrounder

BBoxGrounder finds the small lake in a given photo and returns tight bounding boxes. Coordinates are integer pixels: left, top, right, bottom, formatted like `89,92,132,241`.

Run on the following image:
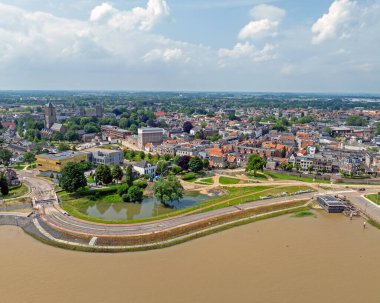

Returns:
85,194,210,221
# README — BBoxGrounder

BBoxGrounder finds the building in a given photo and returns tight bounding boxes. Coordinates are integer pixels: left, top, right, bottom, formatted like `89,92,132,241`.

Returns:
36,151,88,173
101,125,131,140
95,104,104,118
133,160,156,177
317,195,345,213
44,102,57,129
138,127,164,149
84,148,124,166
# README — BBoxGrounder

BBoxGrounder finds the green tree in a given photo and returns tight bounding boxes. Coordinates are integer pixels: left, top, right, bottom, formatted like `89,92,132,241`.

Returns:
60,162,87,193
0,149,12,166
153,176,184,207
57,143,70,152
156,160,169,176
202,158,210,170
23,152,36,164
95,165,113,185
346,115,368,126
111,165,124,183
0,173,9,196
189,157,203,172
308,165,314,174
125,165,134,186
281,146,287,158
125,185,143,203
246,154,267,175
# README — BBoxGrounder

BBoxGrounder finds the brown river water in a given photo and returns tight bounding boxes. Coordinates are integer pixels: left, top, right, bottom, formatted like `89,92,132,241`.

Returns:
1,211,380,303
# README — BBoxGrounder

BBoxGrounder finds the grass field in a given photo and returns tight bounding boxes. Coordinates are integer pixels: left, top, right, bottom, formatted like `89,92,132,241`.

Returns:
195,178,214,185
265,171,331,184
366,194,380,205
219,176,241,185
246,173,268,180
2,184,29,200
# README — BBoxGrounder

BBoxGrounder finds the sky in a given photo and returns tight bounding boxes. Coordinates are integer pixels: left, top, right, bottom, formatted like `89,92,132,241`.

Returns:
0,0,379,93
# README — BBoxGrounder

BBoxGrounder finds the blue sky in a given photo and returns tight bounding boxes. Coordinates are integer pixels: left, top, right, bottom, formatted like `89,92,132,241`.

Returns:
0,0,379,93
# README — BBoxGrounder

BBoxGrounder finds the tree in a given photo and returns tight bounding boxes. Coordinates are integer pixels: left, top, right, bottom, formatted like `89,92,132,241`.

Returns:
57,143,70,152
156,160,169,176
308,165,314,174
209,133,221,142
23,152,36,164
189,157,203,172
346,115,368,126
246,154,267,175
111,165,123,183
125,186,143,203
176,156,191,170
202,158,210,170
0,173,9,196
125,165,134,186
60,162,87,193
95,165,113,185
281,146,287,158
153,176,184,207
84,122,100,134
0,149,12,166
183,121,193,133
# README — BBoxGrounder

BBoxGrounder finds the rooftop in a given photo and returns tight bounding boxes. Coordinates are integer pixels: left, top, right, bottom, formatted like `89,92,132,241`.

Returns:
37,151,84,160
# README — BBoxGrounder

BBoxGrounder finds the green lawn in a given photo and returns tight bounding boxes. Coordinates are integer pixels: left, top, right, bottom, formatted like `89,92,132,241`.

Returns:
195,186,313,213
9,164,28,170
2,184,29,200
246,173,268,180
195,178,214,185
366,194,380,205
219,176,241,185
265,171,331,184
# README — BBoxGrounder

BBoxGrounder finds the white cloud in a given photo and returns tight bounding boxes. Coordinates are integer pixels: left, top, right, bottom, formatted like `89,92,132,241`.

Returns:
311,0,356,44
143,48,186,62
90,0,170,31
239,19,279,40
238,4,286,40
250,4,286,21
218,42,277,62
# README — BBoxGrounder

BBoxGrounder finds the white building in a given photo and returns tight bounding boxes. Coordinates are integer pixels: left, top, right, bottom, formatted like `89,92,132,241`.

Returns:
133,160,156,177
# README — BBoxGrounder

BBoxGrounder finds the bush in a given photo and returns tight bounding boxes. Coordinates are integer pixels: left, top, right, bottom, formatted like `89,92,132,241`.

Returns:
117,183,130,197
183,172,197,181
122,194,130,202
134,180,148,189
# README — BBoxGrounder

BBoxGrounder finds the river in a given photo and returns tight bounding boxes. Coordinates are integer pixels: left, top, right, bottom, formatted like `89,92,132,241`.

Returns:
1,211,380,303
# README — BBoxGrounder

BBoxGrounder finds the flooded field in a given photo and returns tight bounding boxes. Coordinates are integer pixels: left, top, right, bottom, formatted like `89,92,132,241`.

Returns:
86,194,209,220
1,211,380,303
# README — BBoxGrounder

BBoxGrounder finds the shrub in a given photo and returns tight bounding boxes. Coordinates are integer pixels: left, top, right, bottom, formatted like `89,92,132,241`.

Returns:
117,183,130,197
134,180,148,189
183,172,197,181
122,194,130,202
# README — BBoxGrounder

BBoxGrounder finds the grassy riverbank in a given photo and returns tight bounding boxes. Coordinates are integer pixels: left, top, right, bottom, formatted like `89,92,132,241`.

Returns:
26,202,311,253
59,185,313,225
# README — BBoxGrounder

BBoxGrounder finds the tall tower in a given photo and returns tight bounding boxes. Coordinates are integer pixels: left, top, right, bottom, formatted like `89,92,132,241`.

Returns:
95,104,104,118
45,102,57,129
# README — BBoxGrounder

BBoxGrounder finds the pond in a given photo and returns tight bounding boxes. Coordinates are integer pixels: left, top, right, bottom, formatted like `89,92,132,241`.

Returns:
85,194,210,221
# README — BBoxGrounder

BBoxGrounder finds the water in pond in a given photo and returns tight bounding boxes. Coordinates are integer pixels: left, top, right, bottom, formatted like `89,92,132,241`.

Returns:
85,194,209,220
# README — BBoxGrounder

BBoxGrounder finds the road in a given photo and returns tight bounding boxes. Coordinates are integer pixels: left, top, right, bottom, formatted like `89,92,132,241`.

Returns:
9,170,380,241
41,193,313,237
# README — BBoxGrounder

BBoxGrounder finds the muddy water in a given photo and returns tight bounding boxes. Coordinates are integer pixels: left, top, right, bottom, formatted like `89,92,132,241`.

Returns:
1,211,380,303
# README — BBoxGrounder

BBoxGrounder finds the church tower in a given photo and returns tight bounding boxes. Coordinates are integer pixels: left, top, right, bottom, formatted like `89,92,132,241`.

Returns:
45,102,57,129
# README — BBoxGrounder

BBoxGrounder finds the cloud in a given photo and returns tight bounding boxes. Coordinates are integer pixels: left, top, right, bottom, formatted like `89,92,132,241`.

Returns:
218,42,277,62
143,48,187,62
311,0,356,44
239,19,279,40
249,4,286,21
238,4,286,40
90,0,170,31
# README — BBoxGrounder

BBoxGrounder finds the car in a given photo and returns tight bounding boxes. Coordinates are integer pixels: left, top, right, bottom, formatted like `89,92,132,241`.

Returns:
358,188,366,192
